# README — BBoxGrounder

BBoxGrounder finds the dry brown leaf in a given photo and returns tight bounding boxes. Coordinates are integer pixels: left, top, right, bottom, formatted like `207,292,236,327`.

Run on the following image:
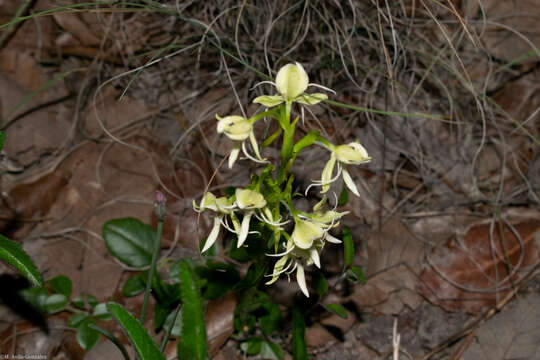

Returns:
53,13,101,47
417,219,540,313
206,292,237,357
305,323,336,349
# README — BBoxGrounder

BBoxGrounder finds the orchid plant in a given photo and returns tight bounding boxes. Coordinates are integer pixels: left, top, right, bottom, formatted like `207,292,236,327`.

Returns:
195,62,371,297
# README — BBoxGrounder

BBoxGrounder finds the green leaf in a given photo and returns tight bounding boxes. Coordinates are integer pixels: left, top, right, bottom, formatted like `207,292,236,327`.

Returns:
178,261,208,360
107,302,165,360
292,130,320,155
312,272,328,297
324,304,348,319
72,295,86,309
164,309,183,337
87,294,98,307
260,302,281,335
44,294,68,314
153,301,169,331
261,340,284,360
240,337,263,356
19,287,48,310
343,227,354,267
69,313,88,328
196,261,240,300
292,307,308,360
338,186,349,206
229,237,250,262
122,272,146,297
348,266,366,284
0,234,42,287
0,131,5,151
102,218,156,268
200,236,218,258
234,261,268,291
77,319,100,350
48,275,72,298
93,303,112,320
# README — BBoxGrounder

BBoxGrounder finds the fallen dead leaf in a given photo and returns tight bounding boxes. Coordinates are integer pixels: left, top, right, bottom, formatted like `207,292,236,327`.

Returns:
417,219,540,313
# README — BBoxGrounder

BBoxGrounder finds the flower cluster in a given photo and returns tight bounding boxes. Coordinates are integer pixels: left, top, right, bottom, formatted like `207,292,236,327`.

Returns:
194,62,371,297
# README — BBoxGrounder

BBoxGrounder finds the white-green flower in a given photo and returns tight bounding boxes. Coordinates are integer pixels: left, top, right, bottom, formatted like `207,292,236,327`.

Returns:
216,115,266,168
235,188,267,247
253,62,333,108
193,192,237,253
309,141,371,197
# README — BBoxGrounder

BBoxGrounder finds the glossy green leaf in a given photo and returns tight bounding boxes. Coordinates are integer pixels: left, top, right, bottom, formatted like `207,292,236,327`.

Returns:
122,272,146,297
261,340,284,360
77,319,100,350
338,186,349,206
196,261,240,300
19,287,48,310
0,234,42,287
48,275,72,298
69,313,88,328
154,301,169,331
87,294,98,307
260,302,281,335
178,261,208,360
93,303,112,320
107,302,165,360
164,308,183,337
292,307,307,360
240,337,262,356
349,266,366,284
229,237,250,262
102,218,156,268
234,261,268,291
72,295,86,309
343,227,354,267
312,272,328,297
0,131,5,151
44,294,68,314
324,304,348,319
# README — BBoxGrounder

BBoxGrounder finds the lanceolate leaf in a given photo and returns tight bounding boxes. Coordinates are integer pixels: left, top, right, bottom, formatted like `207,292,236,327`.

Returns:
343,227,354,267
178,261,208,360
107,302,165,360
102,218,156,268
324,304,348,319
0,234,42,287
292,307,308,360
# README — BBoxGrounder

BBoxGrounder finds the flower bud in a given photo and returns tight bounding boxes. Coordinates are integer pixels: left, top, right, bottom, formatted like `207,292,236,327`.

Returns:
334,142,370,165
275,62,309,100
154,190,167,220
216,115,252,141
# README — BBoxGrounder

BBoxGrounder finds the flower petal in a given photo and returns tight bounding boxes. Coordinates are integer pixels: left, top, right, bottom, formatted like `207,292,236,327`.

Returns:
202,216,221,253
296,264,309,297
292,220,324,249
325,232,342,244
265,255,290,285
217,115,252,141
236,188,267,209
237,211,252,247
310,248,321,268
342,168,360,197
275,63,309,100
321,153,337,194
296,93,328,105
249,130,263,161
253,95,284,107
228,147,240,168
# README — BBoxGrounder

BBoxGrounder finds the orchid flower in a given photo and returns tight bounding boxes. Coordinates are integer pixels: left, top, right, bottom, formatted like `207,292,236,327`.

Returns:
235,188,267,247
309,141,371,197
253,62,334,108
216,115,266,168
193,192,237,253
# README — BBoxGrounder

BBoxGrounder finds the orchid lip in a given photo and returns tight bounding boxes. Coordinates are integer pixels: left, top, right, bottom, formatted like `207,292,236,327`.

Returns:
264,259,293,278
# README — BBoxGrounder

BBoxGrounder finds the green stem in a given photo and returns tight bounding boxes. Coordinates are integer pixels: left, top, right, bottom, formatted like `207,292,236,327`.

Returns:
140,220,163,324
160,303,182,352
89,323,131,360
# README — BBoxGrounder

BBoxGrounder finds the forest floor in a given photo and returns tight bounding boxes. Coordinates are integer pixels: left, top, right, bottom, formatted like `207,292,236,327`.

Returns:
1,1,539,359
